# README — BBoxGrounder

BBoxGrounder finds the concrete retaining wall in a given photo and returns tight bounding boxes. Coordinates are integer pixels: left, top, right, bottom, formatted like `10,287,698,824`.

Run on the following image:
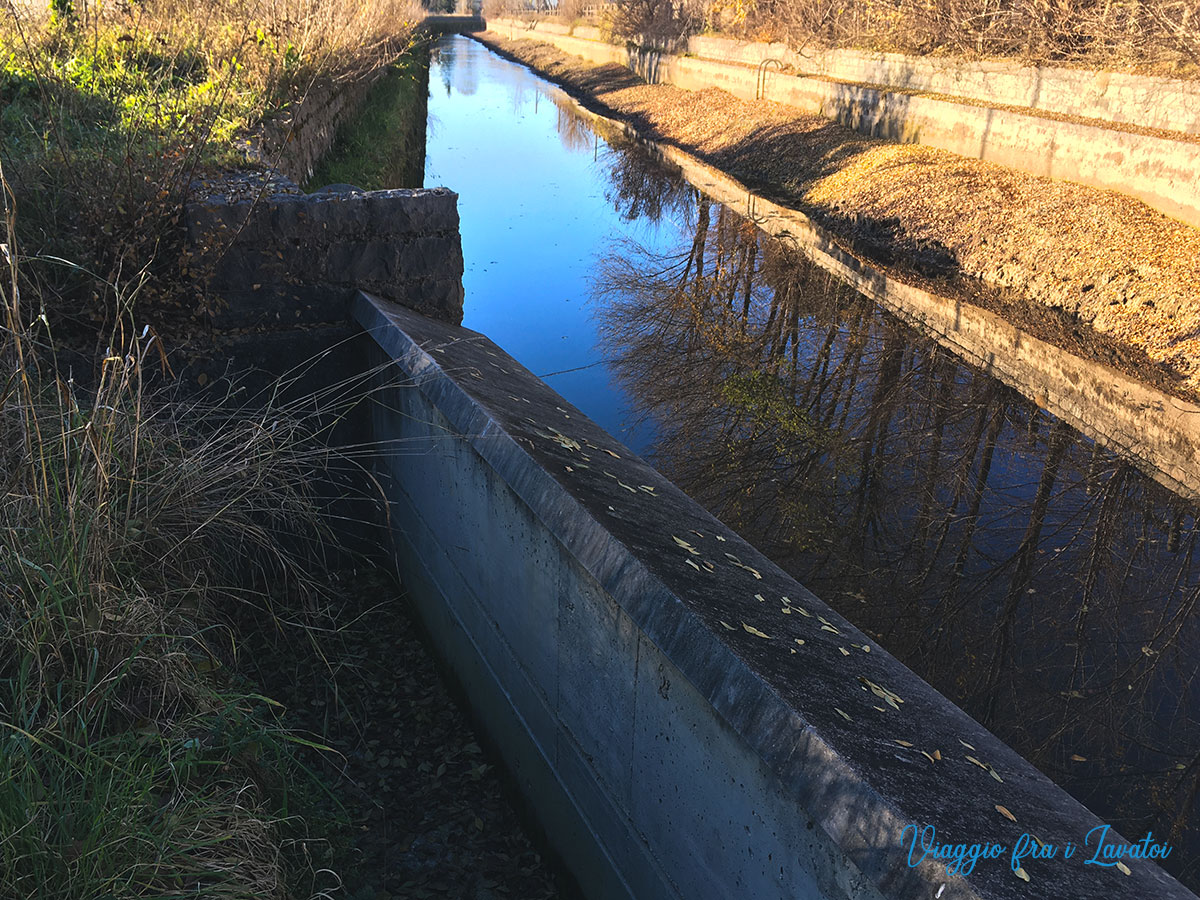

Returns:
424,13,487,32
687,35,1200,137
489,19,1200,229
357,291,1197,900
499,21,1200,135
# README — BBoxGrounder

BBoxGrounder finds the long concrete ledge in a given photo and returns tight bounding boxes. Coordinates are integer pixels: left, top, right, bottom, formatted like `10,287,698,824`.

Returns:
356,291,1196,900
489,19,1200,229
500,20,1200,134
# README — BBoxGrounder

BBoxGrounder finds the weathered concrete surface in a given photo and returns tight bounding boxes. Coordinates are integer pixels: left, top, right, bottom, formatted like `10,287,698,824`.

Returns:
488,19,1200,229
686,34,1200,137
495,20,1200,136
513,73,1200,501
357,290,1198,900
187,187,465,330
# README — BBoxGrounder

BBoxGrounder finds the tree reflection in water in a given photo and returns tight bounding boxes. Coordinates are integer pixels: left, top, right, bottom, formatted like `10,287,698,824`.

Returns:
590,138,1200,887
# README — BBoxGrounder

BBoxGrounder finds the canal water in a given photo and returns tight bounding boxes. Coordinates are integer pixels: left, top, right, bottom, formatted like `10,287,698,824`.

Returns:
370,33,1200,886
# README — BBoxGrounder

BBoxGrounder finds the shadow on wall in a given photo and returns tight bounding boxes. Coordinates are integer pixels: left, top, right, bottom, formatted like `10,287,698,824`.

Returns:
690,117,960,279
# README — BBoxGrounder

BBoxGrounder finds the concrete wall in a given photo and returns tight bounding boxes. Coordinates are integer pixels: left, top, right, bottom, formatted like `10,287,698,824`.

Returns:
488,19,1200,229
357,291,1197,900
424,13,487,32
687,35,1200,137
496,20,1200,135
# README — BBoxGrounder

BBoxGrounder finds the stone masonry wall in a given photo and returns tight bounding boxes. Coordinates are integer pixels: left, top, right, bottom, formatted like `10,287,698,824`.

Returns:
186,187,465,331
256,72,381,185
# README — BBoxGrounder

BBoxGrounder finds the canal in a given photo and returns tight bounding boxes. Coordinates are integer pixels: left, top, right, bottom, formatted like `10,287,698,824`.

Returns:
346,32,1200,888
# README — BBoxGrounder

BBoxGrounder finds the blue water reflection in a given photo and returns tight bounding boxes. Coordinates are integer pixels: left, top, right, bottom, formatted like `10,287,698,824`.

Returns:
426,35,675,451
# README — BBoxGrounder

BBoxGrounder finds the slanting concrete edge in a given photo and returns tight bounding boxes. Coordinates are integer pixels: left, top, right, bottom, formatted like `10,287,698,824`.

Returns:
488,19,1200,229
355,291,1196,900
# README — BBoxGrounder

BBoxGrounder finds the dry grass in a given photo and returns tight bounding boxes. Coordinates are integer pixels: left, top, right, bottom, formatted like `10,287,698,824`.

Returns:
5,0,424,90
519,0,1200,73
0,3,422,892
0,163,370,895
726,0,1200,73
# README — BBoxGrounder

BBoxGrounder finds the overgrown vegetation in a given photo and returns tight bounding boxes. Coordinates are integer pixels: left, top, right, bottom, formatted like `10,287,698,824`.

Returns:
307,46,430,192
501,0,1200,72
0,198,358,894
712,0,1200,70
0,0,423,896
1,0,421,338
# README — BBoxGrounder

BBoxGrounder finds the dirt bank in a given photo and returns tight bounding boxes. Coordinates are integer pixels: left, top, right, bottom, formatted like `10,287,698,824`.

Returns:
477,31,1200,402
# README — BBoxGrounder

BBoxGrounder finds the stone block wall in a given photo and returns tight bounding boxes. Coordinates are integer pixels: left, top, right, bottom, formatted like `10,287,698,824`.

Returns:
186,187,465,332
255,72,382,184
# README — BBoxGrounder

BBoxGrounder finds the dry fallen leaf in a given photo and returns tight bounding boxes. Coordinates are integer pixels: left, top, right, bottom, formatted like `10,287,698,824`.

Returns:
1014,867,1030,882
995,805,1016,823
673,535,700,555
742,622,772,639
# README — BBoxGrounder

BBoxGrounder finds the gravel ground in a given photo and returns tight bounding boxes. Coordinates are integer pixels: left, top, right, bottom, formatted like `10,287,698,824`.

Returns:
477,32,1200,401
255,569,569,900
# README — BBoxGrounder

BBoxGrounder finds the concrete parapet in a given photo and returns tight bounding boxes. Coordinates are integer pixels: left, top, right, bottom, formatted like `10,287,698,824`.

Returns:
356,290,1198,900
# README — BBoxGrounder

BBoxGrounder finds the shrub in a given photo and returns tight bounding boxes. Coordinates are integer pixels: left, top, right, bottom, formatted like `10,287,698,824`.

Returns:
712,0,1200,70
